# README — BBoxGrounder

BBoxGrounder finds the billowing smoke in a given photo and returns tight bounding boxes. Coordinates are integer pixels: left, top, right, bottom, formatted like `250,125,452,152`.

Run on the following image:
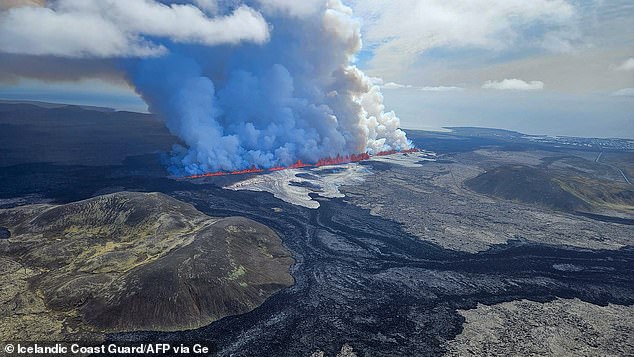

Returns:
127,0,410,174
0,0,411,174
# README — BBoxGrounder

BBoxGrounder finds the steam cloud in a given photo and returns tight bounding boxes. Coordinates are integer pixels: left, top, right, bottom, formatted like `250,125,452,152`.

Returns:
130,0,411,174
0,0,411,174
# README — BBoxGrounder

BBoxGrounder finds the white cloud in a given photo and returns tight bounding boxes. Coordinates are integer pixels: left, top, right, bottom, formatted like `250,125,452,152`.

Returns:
419,86,464,92
0,0,270,58
383,82,413,89
482,78,544,91
616,58,634,71
368,76,384,86
256,0,324,17
381,81,464,92
351,0,578,75
610,88,634,97
193,0,218,14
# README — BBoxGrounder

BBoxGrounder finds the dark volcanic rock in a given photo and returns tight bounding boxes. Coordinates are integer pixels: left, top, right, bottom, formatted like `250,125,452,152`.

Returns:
0,227,9,239
465,165,589,211
110,187,634,357
0,103,178,167
2,102,633,356
289,181,323,191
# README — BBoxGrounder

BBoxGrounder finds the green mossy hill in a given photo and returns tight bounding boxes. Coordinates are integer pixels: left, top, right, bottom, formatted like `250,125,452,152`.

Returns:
0,192,294,341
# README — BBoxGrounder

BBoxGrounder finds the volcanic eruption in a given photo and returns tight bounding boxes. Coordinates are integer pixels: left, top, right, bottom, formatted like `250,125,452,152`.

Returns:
0,0,412,175
127,0,411,175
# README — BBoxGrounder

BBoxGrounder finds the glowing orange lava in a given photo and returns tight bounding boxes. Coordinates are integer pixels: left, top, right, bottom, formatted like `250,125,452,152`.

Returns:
185,148,419,179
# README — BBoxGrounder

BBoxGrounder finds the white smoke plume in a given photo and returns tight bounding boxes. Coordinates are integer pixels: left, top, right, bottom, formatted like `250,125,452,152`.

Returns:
136,0,412,174
0,0,412,174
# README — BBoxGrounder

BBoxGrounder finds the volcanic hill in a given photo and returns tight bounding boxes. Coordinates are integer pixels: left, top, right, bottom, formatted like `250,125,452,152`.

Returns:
0,192,294,341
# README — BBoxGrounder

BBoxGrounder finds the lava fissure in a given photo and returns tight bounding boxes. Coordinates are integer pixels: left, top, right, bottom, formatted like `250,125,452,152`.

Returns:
185,149,419,179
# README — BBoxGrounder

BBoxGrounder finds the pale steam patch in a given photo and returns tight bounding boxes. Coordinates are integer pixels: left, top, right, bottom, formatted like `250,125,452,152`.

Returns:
226,164,371,209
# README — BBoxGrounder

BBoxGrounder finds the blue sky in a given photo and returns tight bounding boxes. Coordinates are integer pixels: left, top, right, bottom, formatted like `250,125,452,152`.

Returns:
0,0,632,138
